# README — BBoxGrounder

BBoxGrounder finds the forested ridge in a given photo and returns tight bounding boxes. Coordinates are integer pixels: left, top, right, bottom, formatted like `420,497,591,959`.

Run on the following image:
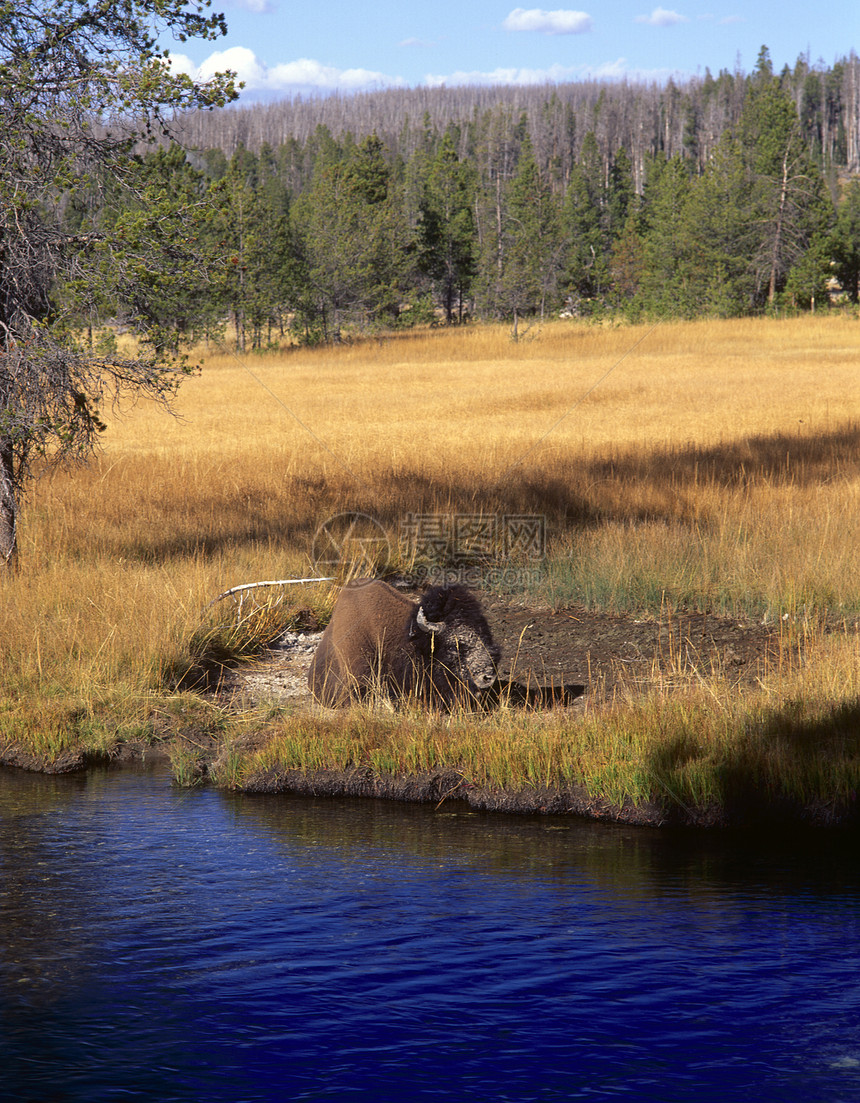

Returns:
93,47,860,346
177,50,860,179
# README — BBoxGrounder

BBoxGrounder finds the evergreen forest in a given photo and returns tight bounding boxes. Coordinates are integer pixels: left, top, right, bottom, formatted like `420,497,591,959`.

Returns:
86,47,860,347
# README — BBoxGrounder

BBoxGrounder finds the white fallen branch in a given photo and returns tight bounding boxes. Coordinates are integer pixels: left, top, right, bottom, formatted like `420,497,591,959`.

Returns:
206,577,334,608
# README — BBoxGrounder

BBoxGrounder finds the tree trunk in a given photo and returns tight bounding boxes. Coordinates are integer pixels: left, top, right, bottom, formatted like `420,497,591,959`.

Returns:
444,272,454,324
234,305,246,352
495,173,505,304
767,150,791,305
0,447,18,568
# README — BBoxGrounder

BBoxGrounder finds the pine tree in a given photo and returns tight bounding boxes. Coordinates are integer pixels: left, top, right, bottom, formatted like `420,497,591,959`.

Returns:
741,47,833,306
637,156,695,316
676,135,757,315
562,131,607,304
472,106,523,319
609,203,646,318
416,132,477,323
212,147,299,351
606,148,635,242
829,179,860,303
94,144,224,346
0,0,237,564
784,232,832,310
501,136,564,325
293,133,413,334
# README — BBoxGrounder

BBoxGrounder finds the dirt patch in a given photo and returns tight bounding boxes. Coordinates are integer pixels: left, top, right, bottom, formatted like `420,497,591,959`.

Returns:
222,596,786,708
221,629,323,704
0,746,91,774
481,597,785,698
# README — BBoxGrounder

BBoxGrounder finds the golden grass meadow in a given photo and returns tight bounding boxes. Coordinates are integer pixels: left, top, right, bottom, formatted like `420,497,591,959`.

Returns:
3,315,859,823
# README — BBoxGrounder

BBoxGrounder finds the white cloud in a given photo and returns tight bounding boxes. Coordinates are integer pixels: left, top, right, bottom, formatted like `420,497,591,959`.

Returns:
591,58,632,79
165,52,197,78
503,8,593,34
268,57,401,91
196,46,268,87
635,7,689,26
224,0,274,12
426,56,694,86
426,58,636,87
169,49,404,97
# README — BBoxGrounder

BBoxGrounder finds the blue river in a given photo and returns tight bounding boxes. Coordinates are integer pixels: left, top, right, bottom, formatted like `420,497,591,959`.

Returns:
2,762,859,1102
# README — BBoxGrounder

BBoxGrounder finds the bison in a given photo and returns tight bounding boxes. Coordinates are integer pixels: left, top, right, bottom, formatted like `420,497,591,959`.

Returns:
308,579,500,708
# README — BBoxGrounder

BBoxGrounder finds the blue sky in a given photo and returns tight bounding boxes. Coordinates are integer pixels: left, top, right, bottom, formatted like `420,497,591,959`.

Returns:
166,1,858,100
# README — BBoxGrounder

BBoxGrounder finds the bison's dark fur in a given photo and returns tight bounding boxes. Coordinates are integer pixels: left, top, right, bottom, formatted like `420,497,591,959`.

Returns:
308,579,500,708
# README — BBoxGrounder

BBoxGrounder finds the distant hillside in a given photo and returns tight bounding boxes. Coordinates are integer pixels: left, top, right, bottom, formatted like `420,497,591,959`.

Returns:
101,47,860,341
174,52,860,180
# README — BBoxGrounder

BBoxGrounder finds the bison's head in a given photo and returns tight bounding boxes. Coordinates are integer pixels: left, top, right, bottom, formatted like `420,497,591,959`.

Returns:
411,584,500,698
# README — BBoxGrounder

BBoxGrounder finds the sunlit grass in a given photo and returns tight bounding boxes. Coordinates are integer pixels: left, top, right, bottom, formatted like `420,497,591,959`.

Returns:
29,315,860,613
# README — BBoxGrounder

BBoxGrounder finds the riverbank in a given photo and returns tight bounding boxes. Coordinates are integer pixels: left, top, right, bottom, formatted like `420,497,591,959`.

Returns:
3,726,853,831
4,596,857,831
3,740,855,829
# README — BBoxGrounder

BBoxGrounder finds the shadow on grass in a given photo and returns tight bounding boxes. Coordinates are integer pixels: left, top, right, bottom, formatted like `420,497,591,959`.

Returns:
584,422,860,492
487,678,586,709
103,421,860,564
647,695,860,827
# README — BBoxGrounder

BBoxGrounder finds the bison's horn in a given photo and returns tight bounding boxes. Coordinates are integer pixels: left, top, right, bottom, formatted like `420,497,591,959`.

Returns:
416,607,444,634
